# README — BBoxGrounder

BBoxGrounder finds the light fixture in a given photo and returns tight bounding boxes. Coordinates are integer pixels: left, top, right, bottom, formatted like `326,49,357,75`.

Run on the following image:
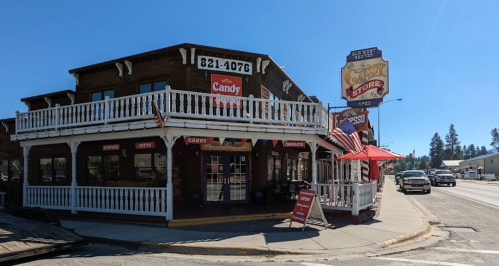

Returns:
204,71,208,81
245,76,249,83
195,150,199,157
255,152,259,158
121,148,127,157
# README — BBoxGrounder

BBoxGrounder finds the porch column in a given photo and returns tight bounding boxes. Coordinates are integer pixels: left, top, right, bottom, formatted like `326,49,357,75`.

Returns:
162,133,175,221
68,141,80,214
308,141,318,191
22,145,31,206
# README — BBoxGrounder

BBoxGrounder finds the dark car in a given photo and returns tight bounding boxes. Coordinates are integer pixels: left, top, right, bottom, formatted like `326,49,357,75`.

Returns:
399,170,431,194
395,171,404,184
430,170,456,186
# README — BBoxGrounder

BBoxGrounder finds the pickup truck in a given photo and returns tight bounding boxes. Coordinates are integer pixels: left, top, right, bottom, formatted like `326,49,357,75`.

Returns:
430,169,456,186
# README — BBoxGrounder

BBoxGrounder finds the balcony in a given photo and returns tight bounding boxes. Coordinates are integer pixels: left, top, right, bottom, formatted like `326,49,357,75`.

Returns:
14,87,333,138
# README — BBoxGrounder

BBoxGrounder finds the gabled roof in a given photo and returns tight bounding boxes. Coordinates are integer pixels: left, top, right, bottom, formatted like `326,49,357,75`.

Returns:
464,152,499,162
441,160,462,167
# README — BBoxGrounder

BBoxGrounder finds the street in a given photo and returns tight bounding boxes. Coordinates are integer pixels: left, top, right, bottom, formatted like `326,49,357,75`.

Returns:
8,177,499,266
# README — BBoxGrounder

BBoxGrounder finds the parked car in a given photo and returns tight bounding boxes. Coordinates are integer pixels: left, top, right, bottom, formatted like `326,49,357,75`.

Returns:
395,171,404,184
399,170,431,194
427,169,437,179
430,170,456,186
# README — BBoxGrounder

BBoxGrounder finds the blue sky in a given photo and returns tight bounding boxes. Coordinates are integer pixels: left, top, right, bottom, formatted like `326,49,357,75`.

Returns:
1,0,497,157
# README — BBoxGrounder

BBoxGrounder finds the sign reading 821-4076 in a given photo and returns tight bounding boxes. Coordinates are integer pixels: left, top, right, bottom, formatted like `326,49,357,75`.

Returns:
198,56,252,75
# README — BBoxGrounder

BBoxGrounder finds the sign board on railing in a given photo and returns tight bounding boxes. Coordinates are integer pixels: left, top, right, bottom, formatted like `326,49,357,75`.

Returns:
289,189,328,231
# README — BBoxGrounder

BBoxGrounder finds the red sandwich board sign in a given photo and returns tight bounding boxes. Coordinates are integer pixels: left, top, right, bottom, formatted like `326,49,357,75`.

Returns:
289,189,328,231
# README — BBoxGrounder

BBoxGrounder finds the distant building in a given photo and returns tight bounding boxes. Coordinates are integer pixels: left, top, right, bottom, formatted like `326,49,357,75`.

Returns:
459,152,499,177
440,160,462,171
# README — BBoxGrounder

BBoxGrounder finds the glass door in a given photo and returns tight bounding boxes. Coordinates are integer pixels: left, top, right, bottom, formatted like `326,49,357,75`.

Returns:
204,153,248,204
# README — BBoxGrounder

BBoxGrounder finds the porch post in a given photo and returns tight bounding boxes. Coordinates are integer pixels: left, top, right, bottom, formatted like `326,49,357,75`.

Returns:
162,133,175,221
308,141,318,191
22,145,31,206
352,183,360,216
69,141,80,214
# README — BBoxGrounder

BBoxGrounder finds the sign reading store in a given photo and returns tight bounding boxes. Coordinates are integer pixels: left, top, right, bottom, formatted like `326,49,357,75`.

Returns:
341,47,389,108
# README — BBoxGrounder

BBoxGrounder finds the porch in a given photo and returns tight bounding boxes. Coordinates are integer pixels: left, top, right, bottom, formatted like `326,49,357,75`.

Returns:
23,181,377,219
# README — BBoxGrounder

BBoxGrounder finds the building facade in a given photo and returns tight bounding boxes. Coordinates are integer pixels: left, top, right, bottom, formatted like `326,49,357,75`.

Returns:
3,43,376,220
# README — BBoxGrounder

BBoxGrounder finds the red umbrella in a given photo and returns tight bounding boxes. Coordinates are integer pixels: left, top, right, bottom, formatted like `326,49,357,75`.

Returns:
337,145,406,161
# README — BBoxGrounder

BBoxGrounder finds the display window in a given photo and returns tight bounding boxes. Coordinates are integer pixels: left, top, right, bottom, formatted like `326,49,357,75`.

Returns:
40,157,67,183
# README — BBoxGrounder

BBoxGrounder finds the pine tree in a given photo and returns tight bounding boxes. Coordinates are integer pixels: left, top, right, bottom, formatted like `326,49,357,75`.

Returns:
469,144,476,158
463,145,469,159
429,133,444,168
453,145,463,159
491,128,499,151
445,124,460,159
480,146,488,155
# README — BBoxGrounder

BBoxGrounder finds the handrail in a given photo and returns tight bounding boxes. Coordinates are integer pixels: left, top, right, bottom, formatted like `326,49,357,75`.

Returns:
15,88,328,133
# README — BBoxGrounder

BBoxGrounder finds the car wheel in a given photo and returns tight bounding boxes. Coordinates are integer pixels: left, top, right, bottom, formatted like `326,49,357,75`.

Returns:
452,182,456,187
425,188,431,194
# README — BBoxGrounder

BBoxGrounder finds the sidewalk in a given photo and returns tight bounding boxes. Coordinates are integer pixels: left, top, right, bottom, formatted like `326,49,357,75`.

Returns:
58,176,435,257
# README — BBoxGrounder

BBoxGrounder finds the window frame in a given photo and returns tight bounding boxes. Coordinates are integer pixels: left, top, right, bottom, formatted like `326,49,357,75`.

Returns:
39,157,67,183
0,159,21,182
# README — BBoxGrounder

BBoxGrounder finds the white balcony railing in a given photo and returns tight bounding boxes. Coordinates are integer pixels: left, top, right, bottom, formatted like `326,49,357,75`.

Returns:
25,185,168,217
15,87,330,133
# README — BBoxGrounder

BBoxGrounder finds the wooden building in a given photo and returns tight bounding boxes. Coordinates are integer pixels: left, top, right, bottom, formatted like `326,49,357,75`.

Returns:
4,43,377,220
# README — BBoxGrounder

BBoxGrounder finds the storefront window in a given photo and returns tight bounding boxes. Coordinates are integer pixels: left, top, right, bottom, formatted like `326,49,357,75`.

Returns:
274,156,281,181
154,153,167,180
40,157,66,183
87,155,119,185
0,160,8,182
135,154,153,179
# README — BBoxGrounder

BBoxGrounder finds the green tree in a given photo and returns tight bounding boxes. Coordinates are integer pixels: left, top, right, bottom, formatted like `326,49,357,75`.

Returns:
480,146,488,155
463,145,469,159
469,144,476,158
445,124,460,159
491,128,499,151
453,145,463,159
419,160,428,170
429,133,444,168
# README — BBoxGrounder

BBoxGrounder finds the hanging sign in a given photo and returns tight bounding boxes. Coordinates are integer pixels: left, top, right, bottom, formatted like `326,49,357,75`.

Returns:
135,142,155,149
184,137,214,145
289,189,328,231
283,141,306,148
211,74,242,108
341,47,389,108
201,141,252,152
332,108,369,131
102,144,120,151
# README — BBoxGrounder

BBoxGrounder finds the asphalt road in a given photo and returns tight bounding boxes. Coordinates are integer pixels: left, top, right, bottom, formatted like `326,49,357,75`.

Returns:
9,178,499,266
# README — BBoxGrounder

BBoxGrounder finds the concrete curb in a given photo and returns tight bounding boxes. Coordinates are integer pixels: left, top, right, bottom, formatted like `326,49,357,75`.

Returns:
84,235,310,256
378,222,433,248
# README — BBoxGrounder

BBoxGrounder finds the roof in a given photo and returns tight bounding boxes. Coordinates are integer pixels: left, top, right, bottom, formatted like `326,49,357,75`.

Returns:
464,152,499,162
20,90,75,103
440,160,462,167
68,43,313,103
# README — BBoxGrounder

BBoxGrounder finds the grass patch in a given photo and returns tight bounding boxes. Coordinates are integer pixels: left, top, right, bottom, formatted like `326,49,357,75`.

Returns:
429,221,441,226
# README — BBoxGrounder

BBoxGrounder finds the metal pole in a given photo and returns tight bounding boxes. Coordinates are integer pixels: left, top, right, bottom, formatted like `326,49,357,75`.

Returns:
377,106,380,147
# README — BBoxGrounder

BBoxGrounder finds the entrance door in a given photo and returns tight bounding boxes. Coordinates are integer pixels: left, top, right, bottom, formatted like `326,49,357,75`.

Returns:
204,153,248,204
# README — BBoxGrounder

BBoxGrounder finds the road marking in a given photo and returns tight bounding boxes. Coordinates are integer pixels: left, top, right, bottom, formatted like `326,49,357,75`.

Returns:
302,263,332,266
435,189,499,210
372,257,472,265
433,247,499,254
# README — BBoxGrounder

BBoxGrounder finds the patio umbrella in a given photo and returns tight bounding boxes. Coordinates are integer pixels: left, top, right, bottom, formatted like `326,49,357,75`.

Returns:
337,145,406,161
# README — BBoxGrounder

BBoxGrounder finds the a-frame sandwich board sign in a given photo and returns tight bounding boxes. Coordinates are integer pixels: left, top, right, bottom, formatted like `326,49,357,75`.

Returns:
289,189,328,231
